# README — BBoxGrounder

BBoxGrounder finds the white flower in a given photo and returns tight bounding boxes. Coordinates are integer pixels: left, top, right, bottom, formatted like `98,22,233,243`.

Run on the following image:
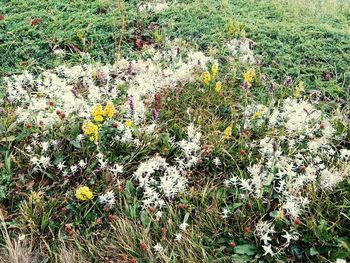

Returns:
98,191,115,206
320,169,343,190
110,164,123,175
25,145,33,152
262,244,274,256
282,231,292,244
70,165,78,173
261,233,272,245
155,211,163,220
213,157,221,166
53,49,65,56
57,162,66,171
99,159,108,169
224,176,239,187
39,156,51,169
179,222,189,231
174,233,182,241
222,208,229,219
41,142,50,153
30,156,39,165
78,160,87,168
153,243,164,253
340,149,350,161
76,134,84,142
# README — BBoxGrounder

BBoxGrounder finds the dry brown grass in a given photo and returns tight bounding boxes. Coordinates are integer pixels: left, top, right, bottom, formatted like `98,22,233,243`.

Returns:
0,212,37,263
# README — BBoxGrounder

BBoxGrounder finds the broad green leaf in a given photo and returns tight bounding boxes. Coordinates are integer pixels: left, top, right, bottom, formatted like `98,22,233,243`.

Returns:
310,247,319,256
234,244,256,256
140,210,151,226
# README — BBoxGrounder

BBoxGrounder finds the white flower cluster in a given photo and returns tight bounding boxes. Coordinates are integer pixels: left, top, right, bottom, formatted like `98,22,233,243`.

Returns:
255,220,299,256
98,191,116,207
227,38,256,64
244,104,269,128
138,1,173,13
177,123,202,169
133,124,202,209
5,40,213,126
133,155,187,208
225,98,349,255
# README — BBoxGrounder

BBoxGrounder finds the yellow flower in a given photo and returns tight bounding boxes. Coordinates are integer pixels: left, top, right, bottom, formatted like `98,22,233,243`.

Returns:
243,68,256,85
294,81,305,98
104,101,115,119
75,186,93,201
91,104,104,122
252,106,267,120
203,71,211,85
82,121,99,141
252,110,264,120
125,120,134,127
224,126,232,139
211,63,218,79
215,82,222,93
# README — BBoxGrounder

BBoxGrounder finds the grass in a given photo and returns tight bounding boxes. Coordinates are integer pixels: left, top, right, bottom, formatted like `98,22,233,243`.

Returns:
0,0,350,262
1,0,349,96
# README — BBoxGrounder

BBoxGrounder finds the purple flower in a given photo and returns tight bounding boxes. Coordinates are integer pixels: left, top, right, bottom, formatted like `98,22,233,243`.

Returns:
129,96,135,115
128,63,133,75
243,80,250,94
153,93,161,120
283,76,293,87
153,109,160,120
269,81,275,96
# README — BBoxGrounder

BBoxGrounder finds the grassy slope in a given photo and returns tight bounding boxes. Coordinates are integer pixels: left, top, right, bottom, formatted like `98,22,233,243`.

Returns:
158,0,350,97
1,0,349,96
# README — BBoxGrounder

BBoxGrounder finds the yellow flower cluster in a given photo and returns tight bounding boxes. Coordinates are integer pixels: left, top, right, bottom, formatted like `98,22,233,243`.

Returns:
82,121,99,141
104,101,115,118
91,101,116,122
294,81,305,98
252,109,265,120
125,120,134,127
75,186,93,201
203,71,211,85
83,102,116,142
211,63,218,79
224,126,232,139
92,104,105,122
243,68,256,85
215,82,222,93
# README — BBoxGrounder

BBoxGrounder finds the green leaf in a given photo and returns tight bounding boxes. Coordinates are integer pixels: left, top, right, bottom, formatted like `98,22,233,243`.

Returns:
184,212,190,222
0,123,6,133
15,129,31,142
230,254,251,263
230,203,242,211
1,136,16,142
216,187,227,201
6,122,17,133
269,210,279,218
70,140,81,149
310,247,319,256
124,180,135,200
140,210,151,226
234,244,256,256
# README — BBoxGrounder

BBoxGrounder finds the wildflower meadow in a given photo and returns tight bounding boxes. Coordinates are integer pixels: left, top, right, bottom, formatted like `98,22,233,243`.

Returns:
0,0,349,262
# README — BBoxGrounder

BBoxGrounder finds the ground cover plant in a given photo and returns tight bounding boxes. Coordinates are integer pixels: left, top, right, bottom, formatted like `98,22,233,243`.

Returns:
0,0,350,262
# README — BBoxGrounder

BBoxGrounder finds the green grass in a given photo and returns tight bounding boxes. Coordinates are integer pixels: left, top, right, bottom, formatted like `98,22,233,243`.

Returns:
1,0,349,97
